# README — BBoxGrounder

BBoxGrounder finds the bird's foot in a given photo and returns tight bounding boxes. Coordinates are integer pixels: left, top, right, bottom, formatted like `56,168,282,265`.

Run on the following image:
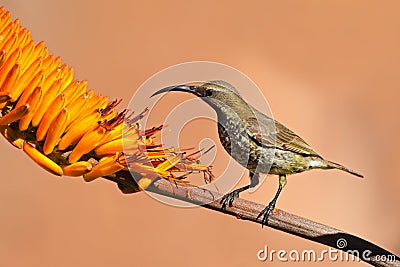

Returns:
257,200,277,227
220,190,240,209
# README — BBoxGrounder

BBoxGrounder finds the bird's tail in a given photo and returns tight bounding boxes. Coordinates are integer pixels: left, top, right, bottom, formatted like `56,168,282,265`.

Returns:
324,160,364,178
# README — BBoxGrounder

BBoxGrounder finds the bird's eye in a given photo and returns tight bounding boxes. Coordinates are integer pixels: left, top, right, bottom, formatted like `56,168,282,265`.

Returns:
205,89,213,97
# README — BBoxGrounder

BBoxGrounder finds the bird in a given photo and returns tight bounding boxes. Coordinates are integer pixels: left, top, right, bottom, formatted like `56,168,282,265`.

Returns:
152,80,363,225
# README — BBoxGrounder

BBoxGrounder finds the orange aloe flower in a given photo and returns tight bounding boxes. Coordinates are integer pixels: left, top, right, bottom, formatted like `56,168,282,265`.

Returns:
0,6,213,192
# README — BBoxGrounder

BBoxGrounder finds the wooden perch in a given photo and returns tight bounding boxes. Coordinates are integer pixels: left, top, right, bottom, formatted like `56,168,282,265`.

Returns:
107,171,400,267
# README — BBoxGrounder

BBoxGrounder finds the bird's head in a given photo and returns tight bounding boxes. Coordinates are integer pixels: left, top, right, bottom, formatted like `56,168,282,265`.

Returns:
151,80,245,111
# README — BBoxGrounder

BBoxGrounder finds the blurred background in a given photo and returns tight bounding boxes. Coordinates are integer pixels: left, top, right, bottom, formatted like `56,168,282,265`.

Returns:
1,1,399,266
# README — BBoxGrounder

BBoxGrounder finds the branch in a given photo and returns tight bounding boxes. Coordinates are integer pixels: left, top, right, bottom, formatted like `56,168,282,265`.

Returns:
106,171,400,267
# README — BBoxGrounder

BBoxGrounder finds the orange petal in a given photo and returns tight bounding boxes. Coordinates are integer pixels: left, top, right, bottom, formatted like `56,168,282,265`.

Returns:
23,142,63,176
0,104,29,125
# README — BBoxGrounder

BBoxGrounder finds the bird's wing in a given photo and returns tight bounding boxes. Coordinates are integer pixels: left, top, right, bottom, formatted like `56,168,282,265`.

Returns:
245,115,318,156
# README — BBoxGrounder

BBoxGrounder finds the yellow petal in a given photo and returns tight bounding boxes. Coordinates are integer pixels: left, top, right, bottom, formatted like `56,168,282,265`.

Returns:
94,139,123,156
19,40,35,67
62,161,92,177
36,93,66,141
31,78,62,127
82,94,107,115
41,55,54,74
23,41,47,71
17,28,31,48
43,108,69,155
59,65,74,90
0,48,21,89
58,111,100,150
83,154,124,182
69,126,107,163
0,63,20,94
0,11,12,33
40,65,61,95
97,123,123,146
11,56,42,102
19,86,42,131
15,70,44,108
64,92,88,127
0,32,18,55
0,104,29,125
94,136,139,156
61,80,79,103
23,142,63,176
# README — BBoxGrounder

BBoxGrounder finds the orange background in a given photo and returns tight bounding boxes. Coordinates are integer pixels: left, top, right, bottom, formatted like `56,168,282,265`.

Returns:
1,1,399,266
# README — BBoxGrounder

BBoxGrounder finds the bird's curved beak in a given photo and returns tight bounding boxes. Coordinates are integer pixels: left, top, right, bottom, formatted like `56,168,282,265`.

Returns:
151,82,203,97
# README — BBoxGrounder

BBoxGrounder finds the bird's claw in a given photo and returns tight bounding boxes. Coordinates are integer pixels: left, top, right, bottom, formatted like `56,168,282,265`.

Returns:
257,200,276,227
220,190,240,209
